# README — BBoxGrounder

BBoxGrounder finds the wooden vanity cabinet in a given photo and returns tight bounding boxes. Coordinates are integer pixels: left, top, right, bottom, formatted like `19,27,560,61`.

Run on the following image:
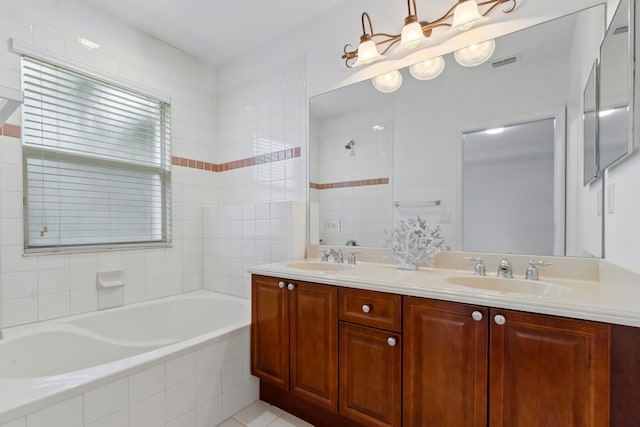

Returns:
489,308,610,427
251,275,339,412
253,274,612,427
403,297,488,427
403,298,610,427
338,288,402,427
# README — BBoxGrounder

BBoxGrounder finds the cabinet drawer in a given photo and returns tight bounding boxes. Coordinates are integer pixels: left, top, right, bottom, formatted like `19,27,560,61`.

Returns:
339,287,402,332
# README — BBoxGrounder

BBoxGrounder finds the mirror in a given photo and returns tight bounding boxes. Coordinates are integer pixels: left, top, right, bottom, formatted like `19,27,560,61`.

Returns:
583,61,599,185
599,0,634,170
309,5,606,257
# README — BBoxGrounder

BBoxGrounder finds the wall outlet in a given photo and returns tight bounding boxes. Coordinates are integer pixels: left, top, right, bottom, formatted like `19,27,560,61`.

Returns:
323,219,341,233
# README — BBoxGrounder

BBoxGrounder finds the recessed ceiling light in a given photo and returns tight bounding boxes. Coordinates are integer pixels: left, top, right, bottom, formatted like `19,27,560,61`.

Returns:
485,127,504,135
79,38,100,50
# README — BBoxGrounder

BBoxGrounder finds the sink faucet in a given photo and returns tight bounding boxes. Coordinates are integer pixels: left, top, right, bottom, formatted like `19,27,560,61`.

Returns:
525,259,553,280
322,248,344,263
497,257,513,278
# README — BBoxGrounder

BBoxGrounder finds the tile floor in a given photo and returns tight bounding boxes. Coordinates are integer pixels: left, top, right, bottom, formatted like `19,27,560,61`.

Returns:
216,400,313,427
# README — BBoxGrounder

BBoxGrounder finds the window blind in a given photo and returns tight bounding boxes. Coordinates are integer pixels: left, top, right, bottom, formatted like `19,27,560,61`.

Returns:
21,56,171,251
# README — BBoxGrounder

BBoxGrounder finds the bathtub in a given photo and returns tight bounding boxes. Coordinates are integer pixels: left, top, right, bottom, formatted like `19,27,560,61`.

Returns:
0,290,256,426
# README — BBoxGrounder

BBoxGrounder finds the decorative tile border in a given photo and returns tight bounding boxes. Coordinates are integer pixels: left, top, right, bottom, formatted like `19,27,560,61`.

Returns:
310,178,389,189
0,123,21,138
4,124,300,173
172,147,301,172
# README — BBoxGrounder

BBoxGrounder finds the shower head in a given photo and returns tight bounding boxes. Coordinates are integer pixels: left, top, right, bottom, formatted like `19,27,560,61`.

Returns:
345,140,356,149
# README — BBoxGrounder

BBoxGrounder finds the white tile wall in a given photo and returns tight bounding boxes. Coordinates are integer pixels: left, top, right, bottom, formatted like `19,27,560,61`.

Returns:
0,330,257,427
216,59,307,205
203,201,306,299
0,2,218,328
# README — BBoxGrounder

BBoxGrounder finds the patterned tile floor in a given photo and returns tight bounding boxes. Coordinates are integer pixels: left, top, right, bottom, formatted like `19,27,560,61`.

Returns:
216,400,313,427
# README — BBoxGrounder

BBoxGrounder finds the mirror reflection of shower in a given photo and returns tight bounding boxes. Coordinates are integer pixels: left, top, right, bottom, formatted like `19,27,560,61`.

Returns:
345,139,356,156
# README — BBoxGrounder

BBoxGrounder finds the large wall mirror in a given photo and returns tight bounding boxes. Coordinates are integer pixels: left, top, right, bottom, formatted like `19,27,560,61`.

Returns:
309,5,608,258
599,0,634,170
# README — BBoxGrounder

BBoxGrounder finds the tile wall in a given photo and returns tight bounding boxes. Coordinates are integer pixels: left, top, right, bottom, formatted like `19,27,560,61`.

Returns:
216,58,307,205
203,201,306,299
0,4,217,329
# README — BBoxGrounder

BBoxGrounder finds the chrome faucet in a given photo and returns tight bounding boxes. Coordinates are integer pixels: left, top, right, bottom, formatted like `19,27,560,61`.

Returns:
525,259,553,280
497,257,513,278
465,257,486,276
322,248,344,263
347,251,360,265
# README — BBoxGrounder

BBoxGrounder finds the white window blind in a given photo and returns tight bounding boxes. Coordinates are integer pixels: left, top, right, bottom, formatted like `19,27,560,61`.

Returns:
21,56,171,252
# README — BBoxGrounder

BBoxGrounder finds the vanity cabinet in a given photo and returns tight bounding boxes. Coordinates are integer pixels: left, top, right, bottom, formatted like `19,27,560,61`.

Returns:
489,308,610,427
252,274,612,427
403,297,488,427
251,275,339,412
338,288,402,427
403,296,610,427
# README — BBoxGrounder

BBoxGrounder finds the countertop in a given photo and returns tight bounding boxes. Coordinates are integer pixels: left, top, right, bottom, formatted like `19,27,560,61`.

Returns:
248,258,640,327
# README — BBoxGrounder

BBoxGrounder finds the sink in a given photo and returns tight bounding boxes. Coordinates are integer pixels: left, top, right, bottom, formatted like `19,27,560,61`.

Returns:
445,275,571,296
286,262,350,272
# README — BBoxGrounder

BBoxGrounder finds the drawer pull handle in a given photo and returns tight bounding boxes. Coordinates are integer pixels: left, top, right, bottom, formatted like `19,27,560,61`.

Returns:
387,337,397,347
362,304,371,313
471,311,483,321
287,283,296,291
494,314,506,325
278,281,286,289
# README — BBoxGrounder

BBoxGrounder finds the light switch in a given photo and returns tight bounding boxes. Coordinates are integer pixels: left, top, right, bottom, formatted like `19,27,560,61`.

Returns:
607,183,615,214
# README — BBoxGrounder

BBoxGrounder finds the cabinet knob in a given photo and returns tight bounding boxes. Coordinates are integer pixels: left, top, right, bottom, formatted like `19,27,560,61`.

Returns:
387,337,397,346
278,281,286,289
287,283,296,291
472,311,483,321
494,314,506,325
362,304,371,313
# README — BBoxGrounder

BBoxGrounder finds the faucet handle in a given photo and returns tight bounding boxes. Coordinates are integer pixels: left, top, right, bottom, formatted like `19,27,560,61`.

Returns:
525,259,552,281
348,251,361,265
464,257,486,276
318,248,330,262
336,249,344,263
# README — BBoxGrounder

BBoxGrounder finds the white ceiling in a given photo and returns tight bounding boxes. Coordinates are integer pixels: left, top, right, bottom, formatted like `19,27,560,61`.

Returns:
82,0,349,66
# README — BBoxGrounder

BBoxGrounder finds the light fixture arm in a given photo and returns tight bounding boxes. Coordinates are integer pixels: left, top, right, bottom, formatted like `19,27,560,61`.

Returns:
342,0,517,68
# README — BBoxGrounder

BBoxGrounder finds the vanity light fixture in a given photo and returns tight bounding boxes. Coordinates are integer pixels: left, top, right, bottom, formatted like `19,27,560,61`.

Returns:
342,0,516,92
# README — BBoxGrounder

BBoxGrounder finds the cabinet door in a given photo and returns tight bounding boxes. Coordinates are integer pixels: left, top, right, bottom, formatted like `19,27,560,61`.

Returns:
403,297,488,427
339,322,401,427
489,309,610,427
251,275,289,390
290,282,338,412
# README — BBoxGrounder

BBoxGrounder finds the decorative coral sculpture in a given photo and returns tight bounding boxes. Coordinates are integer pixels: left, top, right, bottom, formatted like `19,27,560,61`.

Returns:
385,216,446,270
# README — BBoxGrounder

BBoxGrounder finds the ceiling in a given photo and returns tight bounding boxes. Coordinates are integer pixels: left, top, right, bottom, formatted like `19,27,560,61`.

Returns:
82,0,349,66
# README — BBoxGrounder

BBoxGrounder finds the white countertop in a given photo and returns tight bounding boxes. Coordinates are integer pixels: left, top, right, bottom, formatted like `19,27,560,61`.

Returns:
249,259,640,327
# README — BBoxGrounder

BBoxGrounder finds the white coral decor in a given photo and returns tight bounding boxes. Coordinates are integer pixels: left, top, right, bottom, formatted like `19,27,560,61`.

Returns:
385,216,446,270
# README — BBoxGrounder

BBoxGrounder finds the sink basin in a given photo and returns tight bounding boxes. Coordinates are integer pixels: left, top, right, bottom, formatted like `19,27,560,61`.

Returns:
446,275,571,296
286,262,350,272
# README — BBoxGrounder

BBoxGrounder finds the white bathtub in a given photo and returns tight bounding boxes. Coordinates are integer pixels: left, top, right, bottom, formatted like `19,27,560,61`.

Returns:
0,290,255,426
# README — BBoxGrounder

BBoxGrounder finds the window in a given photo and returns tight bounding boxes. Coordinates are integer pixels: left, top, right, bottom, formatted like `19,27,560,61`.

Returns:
21,56,171,252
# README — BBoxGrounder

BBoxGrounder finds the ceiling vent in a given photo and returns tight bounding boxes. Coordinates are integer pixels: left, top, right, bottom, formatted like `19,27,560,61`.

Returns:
614,25,628,35
491,56,517,68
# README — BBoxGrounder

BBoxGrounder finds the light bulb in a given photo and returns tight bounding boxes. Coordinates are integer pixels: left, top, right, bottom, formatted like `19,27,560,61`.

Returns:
454,39,496,66
372,70,403,93
409,56,445,80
